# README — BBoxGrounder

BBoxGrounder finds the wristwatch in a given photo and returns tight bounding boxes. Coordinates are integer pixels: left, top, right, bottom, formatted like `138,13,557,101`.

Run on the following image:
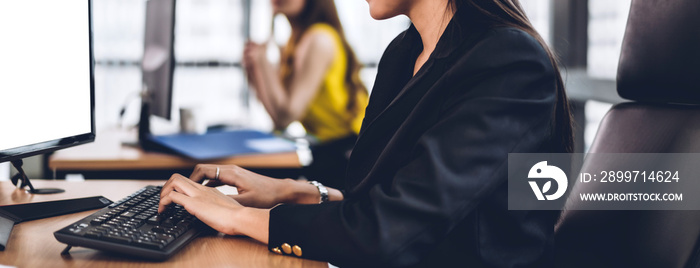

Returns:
308,181,329,203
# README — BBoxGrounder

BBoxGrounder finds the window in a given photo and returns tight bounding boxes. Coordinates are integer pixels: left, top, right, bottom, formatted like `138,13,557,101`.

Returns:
92,0,409,132
519,0,632,152
587,0,631,79
521,0,552,46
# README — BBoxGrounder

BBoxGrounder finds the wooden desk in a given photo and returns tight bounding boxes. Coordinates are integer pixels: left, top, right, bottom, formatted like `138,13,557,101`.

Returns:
48,129,305,180
0,180,327,267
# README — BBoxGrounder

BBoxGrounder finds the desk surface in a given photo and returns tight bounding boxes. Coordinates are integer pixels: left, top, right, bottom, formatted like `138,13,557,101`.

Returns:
0,180,326,268
49,129,303,171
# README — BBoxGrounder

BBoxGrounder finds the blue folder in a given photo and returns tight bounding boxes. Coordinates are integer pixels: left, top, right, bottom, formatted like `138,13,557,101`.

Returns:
147,129,296,160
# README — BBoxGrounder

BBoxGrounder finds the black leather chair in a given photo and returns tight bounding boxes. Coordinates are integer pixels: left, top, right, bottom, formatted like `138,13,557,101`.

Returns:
555,1,700,267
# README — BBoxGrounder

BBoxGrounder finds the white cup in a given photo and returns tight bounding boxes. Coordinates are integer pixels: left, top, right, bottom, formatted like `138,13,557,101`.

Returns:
179,107,207,134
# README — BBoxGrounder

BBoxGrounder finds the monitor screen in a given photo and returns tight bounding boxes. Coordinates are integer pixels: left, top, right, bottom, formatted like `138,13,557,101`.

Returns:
142,0,176,120
0,0,95,162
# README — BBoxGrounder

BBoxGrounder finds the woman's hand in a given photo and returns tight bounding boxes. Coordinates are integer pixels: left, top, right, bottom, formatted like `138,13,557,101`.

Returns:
188,164,293,208
159,174,271,243
159,174,245,235
242,41,270,100
188,164,344,207
242,41,266,73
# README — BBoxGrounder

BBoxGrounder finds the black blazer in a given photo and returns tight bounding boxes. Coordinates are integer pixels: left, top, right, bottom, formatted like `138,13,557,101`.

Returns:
268,9,562,268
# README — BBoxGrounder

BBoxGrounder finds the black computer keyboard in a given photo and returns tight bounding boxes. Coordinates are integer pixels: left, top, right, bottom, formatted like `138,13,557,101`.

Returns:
54,185,213,260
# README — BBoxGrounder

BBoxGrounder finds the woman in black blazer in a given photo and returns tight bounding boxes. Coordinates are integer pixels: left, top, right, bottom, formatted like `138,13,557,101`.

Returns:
158,0,573,267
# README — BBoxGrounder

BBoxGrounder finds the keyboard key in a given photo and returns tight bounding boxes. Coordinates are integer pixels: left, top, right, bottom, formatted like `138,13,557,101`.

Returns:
135,239,163,250
155,233,175,244
128,219,145,226
100,223,117,229
161,219,175,228
84,231,103,239
147,215,163,225
121,211,137,217
177,221,192,229
167,228,185,237
103,234,132,244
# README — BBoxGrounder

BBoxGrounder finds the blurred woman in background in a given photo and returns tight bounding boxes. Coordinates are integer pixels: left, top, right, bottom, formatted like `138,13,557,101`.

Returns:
243,0,368,189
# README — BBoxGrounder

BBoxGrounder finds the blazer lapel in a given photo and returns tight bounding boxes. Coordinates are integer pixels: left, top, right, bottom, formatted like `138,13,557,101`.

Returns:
344,12,485,191
356,13,477,142
357,57,436,141
358,27,419,132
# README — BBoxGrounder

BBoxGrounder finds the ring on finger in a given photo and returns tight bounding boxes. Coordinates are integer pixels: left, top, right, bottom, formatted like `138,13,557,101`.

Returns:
215,166,220,180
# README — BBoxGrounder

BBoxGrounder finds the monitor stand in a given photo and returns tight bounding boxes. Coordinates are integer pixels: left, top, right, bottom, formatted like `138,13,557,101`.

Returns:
10,159,64,194
137,98,159,152
135,97,175,154
120,95,173,155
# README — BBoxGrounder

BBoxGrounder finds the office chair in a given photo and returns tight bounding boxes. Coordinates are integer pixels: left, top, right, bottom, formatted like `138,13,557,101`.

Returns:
554,0,700,267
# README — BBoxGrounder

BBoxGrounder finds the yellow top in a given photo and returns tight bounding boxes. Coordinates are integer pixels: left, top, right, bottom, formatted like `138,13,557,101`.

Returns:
295,23,368,142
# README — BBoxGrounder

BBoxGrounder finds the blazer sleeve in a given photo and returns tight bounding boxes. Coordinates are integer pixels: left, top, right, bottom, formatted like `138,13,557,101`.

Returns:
268,28,558,267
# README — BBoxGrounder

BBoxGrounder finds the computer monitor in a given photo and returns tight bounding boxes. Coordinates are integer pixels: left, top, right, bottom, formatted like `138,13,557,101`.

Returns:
141,0,176,120
0,0,95,193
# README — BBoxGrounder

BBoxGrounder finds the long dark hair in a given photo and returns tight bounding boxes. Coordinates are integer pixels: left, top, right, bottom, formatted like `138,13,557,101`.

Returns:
449,0,574,153
280,0,366,115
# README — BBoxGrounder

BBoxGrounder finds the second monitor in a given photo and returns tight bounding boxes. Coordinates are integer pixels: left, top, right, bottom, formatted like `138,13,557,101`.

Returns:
141,0,176,121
